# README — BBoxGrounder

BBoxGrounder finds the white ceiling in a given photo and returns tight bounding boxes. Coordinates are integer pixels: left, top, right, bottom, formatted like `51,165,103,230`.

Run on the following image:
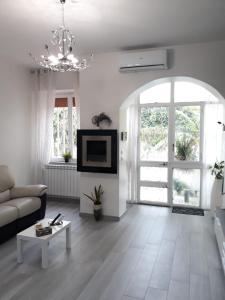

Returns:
0,0,225,66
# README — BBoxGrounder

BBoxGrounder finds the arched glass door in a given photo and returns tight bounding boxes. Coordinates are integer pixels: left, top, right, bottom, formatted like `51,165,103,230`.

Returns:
138,78,222,208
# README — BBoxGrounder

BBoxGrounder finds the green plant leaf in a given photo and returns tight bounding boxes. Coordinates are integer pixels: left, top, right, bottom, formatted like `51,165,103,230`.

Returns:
83,193,94,202
211,160,224,179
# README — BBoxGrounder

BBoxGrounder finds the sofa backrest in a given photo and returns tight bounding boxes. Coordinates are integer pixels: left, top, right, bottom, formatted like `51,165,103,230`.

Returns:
0,165,15,193
0,189,10,203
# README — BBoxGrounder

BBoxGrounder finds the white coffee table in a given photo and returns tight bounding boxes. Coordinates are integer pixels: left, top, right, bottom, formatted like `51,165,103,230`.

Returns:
17,218,71,268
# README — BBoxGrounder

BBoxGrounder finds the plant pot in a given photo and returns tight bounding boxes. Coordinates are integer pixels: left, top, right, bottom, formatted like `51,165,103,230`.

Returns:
184,190,190,203
210,178,223,216
64,158,70,163
93,204,102,221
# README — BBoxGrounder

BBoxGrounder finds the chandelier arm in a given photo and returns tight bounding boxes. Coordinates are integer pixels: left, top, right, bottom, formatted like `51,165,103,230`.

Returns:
62,30,65,57
61,0,65,28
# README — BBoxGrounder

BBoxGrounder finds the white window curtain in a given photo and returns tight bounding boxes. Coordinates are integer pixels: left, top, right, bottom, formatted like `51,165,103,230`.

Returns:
127,98,139,203
73,72,80,129
31,70,56,184
202,102,223,209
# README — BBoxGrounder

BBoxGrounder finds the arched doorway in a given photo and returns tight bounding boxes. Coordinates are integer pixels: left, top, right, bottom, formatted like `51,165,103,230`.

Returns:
124,77,224,209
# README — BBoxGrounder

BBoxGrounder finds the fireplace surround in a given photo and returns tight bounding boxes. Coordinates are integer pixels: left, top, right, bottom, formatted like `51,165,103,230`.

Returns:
77,129,117,174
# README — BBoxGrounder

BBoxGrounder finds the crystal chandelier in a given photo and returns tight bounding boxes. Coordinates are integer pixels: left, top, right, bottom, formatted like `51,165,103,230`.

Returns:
30,0,91,72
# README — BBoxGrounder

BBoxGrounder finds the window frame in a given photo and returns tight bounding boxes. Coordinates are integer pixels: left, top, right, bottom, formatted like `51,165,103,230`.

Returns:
50,89,77,164
137,78,212,208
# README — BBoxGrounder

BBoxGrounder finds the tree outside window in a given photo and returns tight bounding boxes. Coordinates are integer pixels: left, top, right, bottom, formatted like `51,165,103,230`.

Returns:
53,95,78,160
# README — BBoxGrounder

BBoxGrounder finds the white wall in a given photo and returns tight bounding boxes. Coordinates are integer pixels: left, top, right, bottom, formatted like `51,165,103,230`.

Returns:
0,60,31,185
55,72,76,90
119,107,129,216
79,40,225,218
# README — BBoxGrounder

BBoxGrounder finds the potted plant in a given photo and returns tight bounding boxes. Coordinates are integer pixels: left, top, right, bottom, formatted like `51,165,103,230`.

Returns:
175,137,196,161
209,160,224,215
173,178,188,195
62,151,72,163
210,161,224,180
83,185,104,221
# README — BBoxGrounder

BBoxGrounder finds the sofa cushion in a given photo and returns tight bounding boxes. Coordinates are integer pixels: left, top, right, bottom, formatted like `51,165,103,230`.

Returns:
0,190,10,203
0,165,15,192
3,197,41,218
0,206,18,227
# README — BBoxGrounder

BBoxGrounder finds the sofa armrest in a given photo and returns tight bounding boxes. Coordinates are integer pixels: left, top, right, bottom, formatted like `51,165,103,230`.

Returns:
10,185,47,199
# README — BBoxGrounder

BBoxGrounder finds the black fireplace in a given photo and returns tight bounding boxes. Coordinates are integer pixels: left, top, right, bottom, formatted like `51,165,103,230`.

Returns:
77,129,117,174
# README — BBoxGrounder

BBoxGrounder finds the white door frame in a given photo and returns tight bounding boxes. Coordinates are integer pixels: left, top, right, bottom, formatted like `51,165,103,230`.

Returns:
137,79,205,208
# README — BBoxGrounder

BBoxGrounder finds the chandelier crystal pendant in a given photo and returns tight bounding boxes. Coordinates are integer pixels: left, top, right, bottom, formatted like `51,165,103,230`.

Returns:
30,0,91,72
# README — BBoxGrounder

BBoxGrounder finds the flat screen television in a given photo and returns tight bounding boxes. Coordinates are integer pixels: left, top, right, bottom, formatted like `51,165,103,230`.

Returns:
77,129,117,174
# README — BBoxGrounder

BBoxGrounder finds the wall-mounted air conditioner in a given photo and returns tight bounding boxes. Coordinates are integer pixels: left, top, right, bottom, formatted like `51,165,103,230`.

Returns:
119,49,168,72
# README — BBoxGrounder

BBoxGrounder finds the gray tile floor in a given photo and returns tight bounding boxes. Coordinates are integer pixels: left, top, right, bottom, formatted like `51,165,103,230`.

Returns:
0,201,224,300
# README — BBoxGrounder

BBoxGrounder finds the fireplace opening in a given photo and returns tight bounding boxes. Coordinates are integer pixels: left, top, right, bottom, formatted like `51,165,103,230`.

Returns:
87,140,107,162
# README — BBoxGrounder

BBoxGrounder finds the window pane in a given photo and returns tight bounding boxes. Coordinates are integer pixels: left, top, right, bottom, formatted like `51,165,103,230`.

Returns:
140,167,167,182
173,168,200,206
53,107,69,157
140,186,167,203
174,81,217,102
140,82,171,104
175,106,200,161
140,107,168,161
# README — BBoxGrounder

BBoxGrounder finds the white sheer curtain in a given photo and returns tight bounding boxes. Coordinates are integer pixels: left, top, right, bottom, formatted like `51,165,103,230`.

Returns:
73,72,80,129
31,70,56,184
202,102,223,209
127,98,139,203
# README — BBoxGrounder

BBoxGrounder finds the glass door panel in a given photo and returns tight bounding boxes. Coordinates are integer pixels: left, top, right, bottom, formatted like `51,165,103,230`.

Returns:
174,81,216,102
140,82,171,104
139,106,169,204
140,186,168,203
140,167,167,182
174,106,200,162
173,168,200,207
140,106,168,161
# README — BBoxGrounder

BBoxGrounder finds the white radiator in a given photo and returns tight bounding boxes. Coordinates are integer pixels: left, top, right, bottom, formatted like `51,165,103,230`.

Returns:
43,165,80,198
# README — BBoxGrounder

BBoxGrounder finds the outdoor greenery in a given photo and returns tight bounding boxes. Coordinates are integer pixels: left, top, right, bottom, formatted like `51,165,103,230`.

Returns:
175,106,200,161
173,178,196,198
175,137,197,161
175,106,200,136
53,107,78,157
140,107,168,160
140,106,200,161
173,178,189,194
141,107,168,128
210,161,224,179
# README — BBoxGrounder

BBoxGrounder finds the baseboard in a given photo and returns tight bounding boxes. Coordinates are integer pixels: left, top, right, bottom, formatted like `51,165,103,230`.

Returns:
79,212,120,222
47,195,80,204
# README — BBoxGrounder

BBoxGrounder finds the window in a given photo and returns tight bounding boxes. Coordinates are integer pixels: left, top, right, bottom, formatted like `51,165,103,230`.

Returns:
140,82,171,104
52,93,78,160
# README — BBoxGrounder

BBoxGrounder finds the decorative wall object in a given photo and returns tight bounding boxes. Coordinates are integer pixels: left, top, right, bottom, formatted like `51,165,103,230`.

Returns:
91,113,112,129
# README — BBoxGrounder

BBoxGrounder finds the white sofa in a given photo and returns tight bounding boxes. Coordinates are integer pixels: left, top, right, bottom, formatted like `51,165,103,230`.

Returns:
0,165,47,243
